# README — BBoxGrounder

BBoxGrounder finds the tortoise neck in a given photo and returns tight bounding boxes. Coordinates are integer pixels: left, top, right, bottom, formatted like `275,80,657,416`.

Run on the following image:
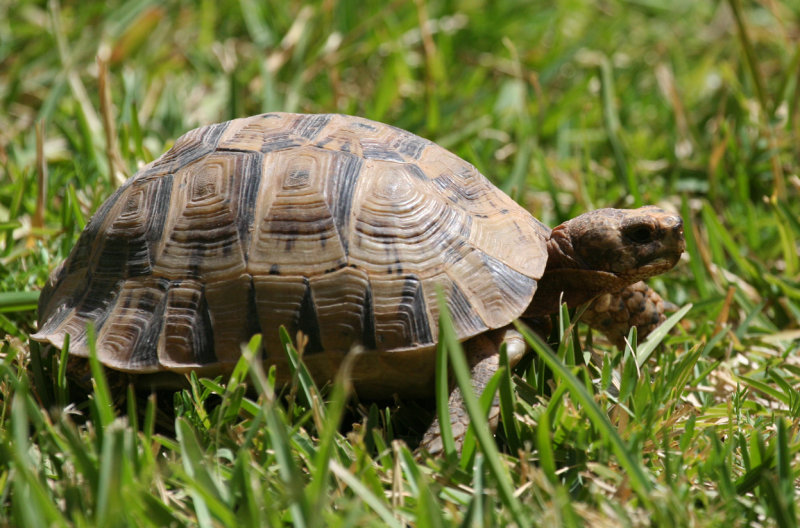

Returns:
542,226,579,269
525,269,610,318
523,230,622,317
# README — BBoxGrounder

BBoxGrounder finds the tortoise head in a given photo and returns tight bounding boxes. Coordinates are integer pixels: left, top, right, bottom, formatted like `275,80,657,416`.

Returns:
527,206,684,316
552,206,684,281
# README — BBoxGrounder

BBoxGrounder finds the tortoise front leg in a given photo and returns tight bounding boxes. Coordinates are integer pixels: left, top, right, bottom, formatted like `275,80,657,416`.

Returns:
580,281,672,349
420,327,526,455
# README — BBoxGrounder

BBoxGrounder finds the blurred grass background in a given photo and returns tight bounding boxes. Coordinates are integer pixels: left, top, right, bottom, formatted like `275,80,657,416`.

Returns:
2,0,800,525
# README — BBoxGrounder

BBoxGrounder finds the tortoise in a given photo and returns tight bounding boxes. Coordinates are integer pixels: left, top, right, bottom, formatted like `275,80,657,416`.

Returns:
32,113,684,452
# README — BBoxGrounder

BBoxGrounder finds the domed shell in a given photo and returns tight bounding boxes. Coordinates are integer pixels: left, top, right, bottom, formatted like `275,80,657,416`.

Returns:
33,113,549,373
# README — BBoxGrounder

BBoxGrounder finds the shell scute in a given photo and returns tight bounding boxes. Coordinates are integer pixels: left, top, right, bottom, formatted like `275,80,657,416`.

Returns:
96,277,169,370
160,280,215,367
247,148,349,276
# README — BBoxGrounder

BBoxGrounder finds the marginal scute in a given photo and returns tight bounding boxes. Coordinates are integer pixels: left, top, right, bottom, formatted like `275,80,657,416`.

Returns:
369,274,434,350
160,280,214,367
296,278,324,354
447,282,488,336
309,266,372,352
34,113,549,374
252,274,310,359
444,246,537,328
204,276,253,363
143,121,229,176
96,277,169,370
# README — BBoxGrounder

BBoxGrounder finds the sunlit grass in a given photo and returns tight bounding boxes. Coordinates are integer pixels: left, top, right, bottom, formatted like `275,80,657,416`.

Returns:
2,0,800,525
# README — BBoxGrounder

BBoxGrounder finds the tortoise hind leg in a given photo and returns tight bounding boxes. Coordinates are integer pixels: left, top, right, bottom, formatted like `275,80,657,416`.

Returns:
419,327,525,455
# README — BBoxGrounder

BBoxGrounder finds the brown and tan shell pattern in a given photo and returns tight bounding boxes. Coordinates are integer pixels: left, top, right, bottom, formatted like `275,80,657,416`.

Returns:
33,113,549,374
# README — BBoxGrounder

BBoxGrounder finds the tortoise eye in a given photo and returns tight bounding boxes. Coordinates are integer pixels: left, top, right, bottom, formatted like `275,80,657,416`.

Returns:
625,225,655,244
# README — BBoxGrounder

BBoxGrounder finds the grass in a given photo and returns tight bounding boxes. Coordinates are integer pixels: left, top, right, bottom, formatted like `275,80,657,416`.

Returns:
2,0,800,525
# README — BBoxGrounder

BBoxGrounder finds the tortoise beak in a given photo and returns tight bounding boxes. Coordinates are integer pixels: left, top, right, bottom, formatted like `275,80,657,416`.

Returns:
659,212,685,254
638,210,685,271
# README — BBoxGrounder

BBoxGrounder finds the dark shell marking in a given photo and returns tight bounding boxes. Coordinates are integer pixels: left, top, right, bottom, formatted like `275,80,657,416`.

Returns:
34,113,549,373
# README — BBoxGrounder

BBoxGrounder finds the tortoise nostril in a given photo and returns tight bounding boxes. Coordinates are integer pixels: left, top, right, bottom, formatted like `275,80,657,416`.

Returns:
669,217,684,238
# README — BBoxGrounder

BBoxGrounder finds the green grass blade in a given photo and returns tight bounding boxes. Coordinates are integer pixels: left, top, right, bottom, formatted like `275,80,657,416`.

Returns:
95,423,124,526
735,375,788,405
0,291,39,313
264,399,310,527
635,303,692,367
460,366,503,469
28,341,52,408
599,57,640,206
498,343,520,453
67,184,86,230
279,326,324,421
175,418,217,528
55,334,70,407
328,460,404,528
701,203,758,279
433,323,456,459
437,292,528,527
307,352,355,525
86,324,115,428
415,473,447,528
514,321,654,507
395,441,420,496
536,404,557,484
681,197,711,298
774,419,797,526
464,453,485,527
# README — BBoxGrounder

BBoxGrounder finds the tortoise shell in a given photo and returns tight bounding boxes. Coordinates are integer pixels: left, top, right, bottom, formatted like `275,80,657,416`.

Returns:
33,113,549,377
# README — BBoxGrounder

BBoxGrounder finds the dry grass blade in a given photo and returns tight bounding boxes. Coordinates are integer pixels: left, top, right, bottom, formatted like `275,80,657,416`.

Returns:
97,46,127,187
30,120,47,248
727,0,786,200
48,0,102,137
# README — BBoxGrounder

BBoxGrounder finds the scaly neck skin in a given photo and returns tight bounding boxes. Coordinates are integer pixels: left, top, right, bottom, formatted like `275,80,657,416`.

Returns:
523,228,624,318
